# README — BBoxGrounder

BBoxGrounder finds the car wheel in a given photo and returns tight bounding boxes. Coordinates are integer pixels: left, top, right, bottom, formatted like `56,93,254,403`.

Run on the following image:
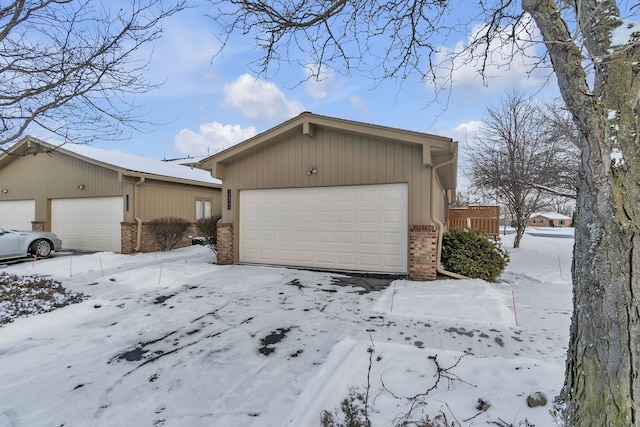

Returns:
31,239,53,258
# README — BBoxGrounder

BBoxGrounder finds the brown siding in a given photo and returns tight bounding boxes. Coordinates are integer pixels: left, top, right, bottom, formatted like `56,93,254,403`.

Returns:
0,151,122,223
137,180,221,222
0,151,222,234
220,127,432,224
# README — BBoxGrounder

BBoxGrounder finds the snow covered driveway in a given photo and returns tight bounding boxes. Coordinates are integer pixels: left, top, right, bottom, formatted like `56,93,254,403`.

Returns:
0,233,573,426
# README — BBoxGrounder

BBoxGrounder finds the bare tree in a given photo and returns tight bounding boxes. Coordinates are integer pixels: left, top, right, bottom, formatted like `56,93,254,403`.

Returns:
448,189,483,208
468,91,578,248
209,0,640,424
0,0,186,151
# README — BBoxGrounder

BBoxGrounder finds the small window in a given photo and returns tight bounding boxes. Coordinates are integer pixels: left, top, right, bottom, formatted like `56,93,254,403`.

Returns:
196,199,212,220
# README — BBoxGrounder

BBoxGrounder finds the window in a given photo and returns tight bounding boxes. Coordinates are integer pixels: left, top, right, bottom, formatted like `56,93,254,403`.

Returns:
196,199,212,220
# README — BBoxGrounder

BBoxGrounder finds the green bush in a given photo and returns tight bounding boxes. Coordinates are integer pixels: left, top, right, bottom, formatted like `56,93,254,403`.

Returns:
441,228,509,282
146,217,191,251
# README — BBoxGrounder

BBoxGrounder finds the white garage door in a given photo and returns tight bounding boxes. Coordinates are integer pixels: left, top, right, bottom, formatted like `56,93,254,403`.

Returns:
51,197,123,252
240,184,408,273
0,200,35,230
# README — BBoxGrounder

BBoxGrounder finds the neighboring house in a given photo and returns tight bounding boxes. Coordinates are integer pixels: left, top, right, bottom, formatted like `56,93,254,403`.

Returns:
528,212,572,227
0,136,221,253
199,112,458,281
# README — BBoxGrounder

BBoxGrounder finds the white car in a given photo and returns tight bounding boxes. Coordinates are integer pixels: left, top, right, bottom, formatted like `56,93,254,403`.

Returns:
0,228,62,261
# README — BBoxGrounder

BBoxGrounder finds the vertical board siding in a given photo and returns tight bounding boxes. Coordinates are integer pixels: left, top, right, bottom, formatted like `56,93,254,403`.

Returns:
0,152,122,221
139,182,221,221
1,151,221,228
223,126,432,224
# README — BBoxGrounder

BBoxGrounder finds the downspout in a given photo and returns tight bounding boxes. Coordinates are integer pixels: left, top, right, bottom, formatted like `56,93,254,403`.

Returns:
430,150,468,279
134,177,145,252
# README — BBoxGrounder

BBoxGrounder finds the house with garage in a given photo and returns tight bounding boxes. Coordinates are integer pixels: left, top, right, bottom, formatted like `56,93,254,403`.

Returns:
199,112,458,281
528,212,572,228
0,136,221,253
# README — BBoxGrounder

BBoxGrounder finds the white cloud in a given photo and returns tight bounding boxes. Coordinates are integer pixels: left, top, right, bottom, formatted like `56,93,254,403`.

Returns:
452,120,483,142
350,96,370,114
303,65,336,99
174,121,258,156
434,21,550,93
223,74,304,123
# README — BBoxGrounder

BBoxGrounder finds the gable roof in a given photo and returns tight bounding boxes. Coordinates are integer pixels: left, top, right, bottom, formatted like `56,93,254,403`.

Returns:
199,112,457,188
532,212,572,220
0,136,221,188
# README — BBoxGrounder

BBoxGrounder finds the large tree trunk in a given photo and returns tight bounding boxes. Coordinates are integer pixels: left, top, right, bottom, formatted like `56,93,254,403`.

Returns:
523,0,640,425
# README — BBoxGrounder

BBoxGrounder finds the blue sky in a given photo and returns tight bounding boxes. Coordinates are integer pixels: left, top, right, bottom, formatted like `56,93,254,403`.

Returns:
55,3,561,166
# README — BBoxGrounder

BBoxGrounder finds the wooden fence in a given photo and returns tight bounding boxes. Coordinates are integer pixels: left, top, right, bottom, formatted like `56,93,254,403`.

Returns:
448,206,500,237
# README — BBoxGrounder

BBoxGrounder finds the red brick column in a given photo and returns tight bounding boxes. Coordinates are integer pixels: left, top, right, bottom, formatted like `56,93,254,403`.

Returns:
31,221,45,231
217,222,234,265
409,224,439,281
120,222,138,254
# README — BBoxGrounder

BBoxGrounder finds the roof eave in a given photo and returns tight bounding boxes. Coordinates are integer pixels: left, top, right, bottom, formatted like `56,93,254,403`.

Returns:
199,112,455,172
120,171,221,188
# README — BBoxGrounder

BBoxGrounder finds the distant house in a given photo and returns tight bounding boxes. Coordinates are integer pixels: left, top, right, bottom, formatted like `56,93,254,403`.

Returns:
528,212,572,228
199,112,458,281
0,136,221,253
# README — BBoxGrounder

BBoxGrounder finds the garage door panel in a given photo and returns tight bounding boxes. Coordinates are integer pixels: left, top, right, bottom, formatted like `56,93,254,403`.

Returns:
316,252,335,264
297,211,313,222
295,251,313,263
316,211,334,222
51,197,122,252
359,232,379,244
0,200,35,230
296,230,313,242
337,252,357,265
337,232,356,243
240,184,408,273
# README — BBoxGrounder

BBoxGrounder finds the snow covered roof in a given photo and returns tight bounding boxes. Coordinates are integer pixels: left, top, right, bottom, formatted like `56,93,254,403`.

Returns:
532,212,571,220
1,137,221,187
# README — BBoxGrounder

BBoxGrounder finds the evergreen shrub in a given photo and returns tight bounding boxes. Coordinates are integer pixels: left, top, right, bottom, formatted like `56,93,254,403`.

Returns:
441,228,509,282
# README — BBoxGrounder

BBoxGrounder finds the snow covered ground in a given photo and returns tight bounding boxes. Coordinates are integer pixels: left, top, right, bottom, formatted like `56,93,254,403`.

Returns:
0,228,573,426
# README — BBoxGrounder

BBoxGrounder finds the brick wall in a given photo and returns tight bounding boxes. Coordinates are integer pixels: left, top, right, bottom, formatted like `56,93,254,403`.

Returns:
120,222,137,254
409,224,439,281
216,222,234,265
120,222,197,254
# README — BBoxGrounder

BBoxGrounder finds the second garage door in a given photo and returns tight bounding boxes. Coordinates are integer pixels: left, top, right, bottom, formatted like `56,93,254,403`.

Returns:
240,184,408,273
0,200,35,230
51,197,123,252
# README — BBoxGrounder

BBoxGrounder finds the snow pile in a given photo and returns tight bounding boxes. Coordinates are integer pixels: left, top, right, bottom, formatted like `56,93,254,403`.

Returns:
0,232,573,426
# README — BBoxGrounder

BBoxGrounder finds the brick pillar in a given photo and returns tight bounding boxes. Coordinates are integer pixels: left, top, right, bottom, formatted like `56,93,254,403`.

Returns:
409,224,439,281
217,222,234,265
120,221,138,254
31,221,45,231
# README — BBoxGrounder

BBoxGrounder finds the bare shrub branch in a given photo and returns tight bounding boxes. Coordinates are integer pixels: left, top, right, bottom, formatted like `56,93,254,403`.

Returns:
146,217,191,251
